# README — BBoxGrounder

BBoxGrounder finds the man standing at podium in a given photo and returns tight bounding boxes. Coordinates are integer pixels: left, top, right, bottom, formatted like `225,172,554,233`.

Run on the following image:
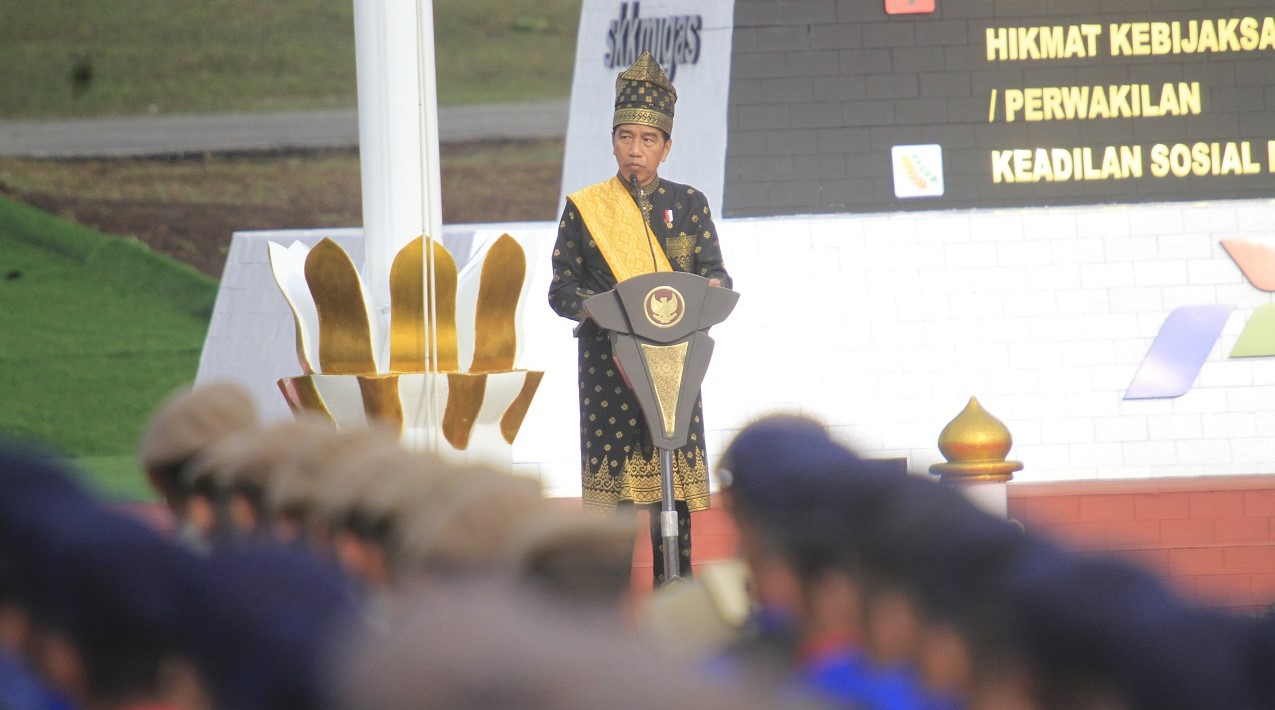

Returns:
548,51,732,585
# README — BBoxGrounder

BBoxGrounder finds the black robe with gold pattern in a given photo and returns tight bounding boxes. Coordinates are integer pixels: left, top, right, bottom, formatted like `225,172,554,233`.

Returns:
548,175,732,514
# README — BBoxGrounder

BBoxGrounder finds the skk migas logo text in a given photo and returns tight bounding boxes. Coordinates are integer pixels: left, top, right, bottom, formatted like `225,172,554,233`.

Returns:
604,2,702,82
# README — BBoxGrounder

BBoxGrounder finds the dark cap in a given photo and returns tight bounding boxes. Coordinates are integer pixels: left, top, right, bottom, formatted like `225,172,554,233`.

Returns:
182,541,361,710
0,440,95,515
718,415,901,534
1009,551,1258,710
50,511,204,699
852,474,1025,608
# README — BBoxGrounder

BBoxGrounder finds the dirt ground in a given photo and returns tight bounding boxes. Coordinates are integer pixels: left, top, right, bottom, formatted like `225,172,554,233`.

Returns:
1,140,564,278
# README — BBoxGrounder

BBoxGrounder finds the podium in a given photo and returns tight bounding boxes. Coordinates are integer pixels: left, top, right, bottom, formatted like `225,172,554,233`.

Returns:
580,272,738,584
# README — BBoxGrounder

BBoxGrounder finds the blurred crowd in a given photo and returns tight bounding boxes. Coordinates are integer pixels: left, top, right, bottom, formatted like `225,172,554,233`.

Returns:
1,381,1272,710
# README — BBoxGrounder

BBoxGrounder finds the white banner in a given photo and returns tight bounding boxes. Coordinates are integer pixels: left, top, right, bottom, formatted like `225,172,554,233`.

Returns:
559,0,736,215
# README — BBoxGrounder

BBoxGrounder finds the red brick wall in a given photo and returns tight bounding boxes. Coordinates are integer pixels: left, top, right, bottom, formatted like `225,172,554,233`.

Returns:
630,478,1275,613
1008,476,1275,615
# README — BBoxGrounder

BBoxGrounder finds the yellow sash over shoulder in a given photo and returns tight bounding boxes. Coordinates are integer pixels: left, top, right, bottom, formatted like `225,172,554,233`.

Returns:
569,176,672,282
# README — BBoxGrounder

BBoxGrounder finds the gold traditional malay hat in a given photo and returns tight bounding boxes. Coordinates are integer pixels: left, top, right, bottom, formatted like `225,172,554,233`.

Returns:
613,51,677,135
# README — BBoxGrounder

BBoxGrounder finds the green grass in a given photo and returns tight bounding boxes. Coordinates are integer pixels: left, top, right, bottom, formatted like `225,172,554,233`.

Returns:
0,0,580,119
0,197,216,501
74,454,156,502
432,0,581,105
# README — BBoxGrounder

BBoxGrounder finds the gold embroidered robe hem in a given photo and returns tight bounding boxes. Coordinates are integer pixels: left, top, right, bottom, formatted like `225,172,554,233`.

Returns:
581,448,711,514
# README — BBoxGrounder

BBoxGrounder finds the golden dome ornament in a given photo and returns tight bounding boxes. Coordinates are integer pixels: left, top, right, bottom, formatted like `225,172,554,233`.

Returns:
929,396,1023,484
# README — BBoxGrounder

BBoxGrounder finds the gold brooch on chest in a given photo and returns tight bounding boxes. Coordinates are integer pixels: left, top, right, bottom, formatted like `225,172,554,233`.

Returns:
663,209,673,229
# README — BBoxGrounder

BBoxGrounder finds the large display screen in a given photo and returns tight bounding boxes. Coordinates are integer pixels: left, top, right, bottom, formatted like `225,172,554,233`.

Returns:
723,1,1275,215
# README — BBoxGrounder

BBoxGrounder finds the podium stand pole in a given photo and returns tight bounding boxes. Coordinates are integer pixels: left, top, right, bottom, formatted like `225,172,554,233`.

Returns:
658,447,680,583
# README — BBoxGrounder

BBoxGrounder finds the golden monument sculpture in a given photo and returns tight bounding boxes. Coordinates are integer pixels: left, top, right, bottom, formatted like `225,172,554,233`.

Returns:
268,234,542,468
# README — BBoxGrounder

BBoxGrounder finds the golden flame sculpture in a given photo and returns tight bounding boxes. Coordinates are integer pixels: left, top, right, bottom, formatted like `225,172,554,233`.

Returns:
268,234,542,467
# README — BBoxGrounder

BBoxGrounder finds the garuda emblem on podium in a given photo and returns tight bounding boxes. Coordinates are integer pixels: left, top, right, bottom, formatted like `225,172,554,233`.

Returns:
644,286,685,328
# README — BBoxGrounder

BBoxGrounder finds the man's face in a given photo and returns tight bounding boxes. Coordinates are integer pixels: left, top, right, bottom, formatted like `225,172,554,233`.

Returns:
612,123,671,187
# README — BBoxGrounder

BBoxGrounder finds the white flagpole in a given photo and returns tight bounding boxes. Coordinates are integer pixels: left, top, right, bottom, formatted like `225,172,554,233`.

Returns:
415,0,444,247
352,0,424,327
353,0,446,453
415,0,444,454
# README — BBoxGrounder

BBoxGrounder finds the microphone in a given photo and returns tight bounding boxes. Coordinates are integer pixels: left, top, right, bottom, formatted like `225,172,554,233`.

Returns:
631,172,660,272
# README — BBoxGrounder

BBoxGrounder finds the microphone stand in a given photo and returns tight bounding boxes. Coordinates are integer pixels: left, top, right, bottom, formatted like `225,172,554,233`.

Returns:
630,171,681,584
631,172,661,274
